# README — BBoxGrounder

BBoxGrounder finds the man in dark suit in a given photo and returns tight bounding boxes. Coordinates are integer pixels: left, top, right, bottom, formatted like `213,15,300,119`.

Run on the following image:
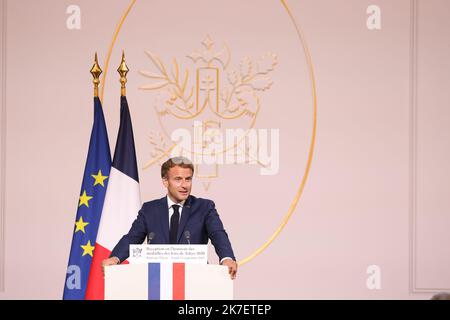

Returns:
102,157,238,279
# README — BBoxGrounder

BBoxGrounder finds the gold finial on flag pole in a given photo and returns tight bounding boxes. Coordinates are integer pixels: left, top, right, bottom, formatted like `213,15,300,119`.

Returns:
117,51,129,96
90,53,102,98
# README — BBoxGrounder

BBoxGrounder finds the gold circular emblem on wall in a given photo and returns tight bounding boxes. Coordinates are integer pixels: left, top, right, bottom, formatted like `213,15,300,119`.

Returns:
100,0,317,267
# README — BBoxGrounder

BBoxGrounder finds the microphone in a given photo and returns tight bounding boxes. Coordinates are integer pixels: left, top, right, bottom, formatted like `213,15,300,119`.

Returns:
184,230,191,245
147,232,155,244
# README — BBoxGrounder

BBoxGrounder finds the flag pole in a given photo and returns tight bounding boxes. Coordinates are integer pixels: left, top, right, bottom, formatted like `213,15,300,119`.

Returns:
91,53,102,98
117,51,129,97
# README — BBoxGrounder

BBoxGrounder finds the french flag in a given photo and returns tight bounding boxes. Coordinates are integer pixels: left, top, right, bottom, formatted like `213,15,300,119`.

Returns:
85,96,141,300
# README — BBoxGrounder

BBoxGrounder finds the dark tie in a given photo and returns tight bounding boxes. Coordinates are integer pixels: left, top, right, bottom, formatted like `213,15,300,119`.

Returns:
170,205,180,244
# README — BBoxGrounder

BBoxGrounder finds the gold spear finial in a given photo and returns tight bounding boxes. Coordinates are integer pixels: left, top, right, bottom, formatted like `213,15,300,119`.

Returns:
90,53,102,97
117,50,129,96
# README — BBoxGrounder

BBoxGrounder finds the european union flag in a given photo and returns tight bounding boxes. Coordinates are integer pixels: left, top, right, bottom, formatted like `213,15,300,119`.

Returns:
63,97,111,299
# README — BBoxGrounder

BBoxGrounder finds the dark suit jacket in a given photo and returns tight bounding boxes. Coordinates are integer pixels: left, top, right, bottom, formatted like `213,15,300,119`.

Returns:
110,195,235,262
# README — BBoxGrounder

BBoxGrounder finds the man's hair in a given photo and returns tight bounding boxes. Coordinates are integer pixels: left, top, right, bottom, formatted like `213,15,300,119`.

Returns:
431,292,450,300
161,156,194,178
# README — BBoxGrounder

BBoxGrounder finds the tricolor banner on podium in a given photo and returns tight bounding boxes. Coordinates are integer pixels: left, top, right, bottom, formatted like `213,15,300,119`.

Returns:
105,263,233,300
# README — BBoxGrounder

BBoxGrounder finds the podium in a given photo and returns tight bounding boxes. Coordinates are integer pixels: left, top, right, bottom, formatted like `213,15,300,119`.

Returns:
104,245,233,300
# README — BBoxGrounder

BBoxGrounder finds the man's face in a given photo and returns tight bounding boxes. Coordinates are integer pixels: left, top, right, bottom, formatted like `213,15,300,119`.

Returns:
163,166,193,203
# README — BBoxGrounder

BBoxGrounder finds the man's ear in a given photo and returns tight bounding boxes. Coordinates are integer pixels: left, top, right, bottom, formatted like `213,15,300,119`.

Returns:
162,177,168,188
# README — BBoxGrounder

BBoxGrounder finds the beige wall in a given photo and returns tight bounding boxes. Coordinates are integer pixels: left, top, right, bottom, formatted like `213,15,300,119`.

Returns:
0,0,6,294
414,0,450,292
0,0,449,299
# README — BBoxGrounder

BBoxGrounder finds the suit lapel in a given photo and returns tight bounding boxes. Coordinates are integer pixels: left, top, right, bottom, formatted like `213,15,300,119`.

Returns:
177,196,192,243
158,197,170,243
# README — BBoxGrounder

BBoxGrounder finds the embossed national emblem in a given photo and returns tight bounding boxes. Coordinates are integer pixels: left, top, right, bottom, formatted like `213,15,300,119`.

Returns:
139,36,278,189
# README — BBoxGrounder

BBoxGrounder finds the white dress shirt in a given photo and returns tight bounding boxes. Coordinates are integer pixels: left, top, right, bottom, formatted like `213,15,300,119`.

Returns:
167,195,185,227
165,195,232,264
